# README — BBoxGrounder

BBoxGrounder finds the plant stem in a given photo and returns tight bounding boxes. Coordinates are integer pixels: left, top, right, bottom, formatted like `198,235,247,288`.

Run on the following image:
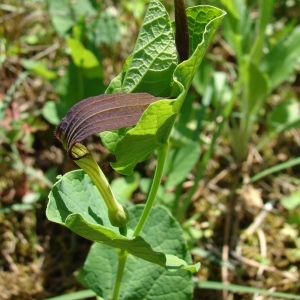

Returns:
112,250,128,300
174,0,189,62
111,143,169,298
133,143,169,237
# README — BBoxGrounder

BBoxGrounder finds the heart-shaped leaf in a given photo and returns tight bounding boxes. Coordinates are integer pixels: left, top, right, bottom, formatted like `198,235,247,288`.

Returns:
79,204,197,299
46,170,199,271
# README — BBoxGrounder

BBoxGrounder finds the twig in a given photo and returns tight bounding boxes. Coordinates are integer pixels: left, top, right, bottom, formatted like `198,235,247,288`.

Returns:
230,250,299,282
2,250,19,272
242,199,276,238
222,200,232,299
31,43,60,61
219,38,235,57
256,228,267,278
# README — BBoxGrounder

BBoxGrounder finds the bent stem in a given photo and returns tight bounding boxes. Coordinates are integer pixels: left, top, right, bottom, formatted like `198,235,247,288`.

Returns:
133,143,169,237
71,143,129,227
112,249,128,300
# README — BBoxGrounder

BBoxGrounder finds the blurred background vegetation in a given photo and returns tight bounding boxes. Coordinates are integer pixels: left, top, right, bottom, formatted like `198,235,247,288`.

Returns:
0,0,300,299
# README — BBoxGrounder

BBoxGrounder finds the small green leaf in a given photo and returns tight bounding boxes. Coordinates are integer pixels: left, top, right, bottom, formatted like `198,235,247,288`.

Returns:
67,38,101,72
165,142,201,189
281,191,300,210
268,99,300,133
21,59,56,80
100,128,132,154
42,101,67,126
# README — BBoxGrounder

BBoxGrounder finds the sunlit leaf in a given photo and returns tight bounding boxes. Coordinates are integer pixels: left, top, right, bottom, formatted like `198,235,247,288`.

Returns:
120,0,178,96
111,5,226,175
47,170,199,272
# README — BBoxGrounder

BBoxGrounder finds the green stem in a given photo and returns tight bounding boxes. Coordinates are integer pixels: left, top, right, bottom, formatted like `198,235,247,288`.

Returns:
112,250,128,300
133,143,169,237
112,143,169,298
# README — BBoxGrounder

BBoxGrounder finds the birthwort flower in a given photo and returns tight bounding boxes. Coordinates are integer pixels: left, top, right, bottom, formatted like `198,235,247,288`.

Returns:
55,92,161,227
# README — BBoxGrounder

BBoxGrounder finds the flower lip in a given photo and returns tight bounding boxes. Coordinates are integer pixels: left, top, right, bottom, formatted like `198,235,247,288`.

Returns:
55,92,162,158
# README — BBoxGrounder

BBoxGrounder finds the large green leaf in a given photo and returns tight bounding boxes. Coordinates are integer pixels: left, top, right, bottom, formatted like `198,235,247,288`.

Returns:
100,0,178,153
102,0,176,97
110,5,225,175
46,170,199,272
121,0,177,96
79,205,195,300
